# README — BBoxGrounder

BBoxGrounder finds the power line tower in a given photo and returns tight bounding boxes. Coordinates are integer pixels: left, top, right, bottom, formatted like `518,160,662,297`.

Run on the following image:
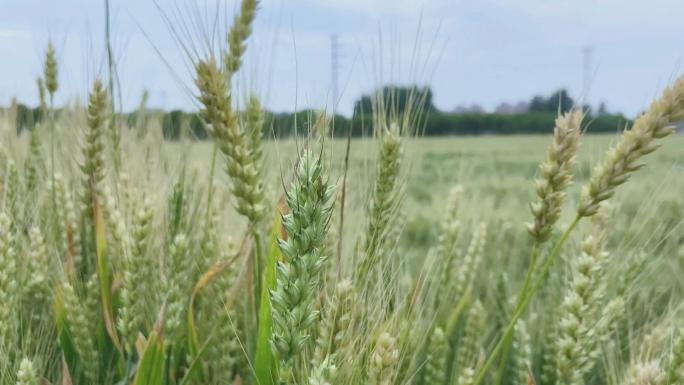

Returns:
582,45,593,107
330,34,339,115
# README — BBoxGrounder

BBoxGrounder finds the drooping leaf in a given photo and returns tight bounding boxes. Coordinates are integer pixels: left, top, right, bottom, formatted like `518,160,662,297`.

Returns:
187,258,236,363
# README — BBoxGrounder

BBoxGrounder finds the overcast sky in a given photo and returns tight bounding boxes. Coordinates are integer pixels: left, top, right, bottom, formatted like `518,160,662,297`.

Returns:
0,0,683,116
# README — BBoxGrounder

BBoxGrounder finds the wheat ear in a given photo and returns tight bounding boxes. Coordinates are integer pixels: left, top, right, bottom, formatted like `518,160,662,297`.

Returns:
15,358,39,385
368,332,400,385
578,76,684,217
527,109,583,242
0,213,17,351
270,150,335,383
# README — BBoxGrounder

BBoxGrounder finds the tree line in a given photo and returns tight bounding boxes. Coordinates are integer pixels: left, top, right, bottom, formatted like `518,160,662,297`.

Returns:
4,86,630,139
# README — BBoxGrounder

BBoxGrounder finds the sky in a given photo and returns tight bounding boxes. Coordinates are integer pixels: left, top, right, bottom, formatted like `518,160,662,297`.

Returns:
0,0,683,117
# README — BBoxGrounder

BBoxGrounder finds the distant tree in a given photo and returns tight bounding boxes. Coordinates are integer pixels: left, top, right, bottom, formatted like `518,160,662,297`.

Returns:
162,110,184,140
353,94,373,116
14,103,35,133
528,89,575,113
598,101,608,115
9,97,18,133
528,96,547,113
353,85,434,116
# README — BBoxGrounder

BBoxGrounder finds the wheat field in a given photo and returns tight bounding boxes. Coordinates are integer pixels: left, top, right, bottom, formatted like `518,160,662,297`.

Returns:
1,1,684,385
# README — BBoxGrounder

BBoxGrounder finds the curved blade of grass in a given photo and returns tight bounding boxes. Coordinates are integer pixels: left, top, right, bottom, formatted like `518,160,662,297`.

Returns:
179,335,214,385
187,258,236,360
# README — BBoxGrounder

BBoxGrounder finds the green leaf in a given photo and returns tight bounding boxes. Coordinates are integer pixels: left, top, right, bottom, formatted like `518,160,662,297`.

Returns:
133,330,166,385
179,337,213,385
253,205,284,385
93,199,124,362
53,286,79,376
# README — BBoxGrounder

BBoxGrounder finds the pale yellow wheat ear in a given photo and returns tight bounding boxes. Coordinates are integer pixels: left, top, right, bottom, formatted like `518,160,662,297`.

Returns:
195,58,266,226
61,280,98,383
15,357,39,385
368,332,400,385
194,0,264,228
666,328,684,384
578,75,684,217
0,212,17,351
527,109,583,242
554,204,615,385
313,278,354,366
628,360,665,385
424,327,448,385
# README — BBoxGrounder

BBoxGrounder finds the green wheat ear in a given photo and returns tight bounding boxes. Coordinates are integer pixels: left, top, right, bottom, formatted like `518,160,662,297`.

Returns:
270,149,335,384
357,120,402,285
80,79,108,219
44,42,58,98
37,78,47,113
226,0,258,75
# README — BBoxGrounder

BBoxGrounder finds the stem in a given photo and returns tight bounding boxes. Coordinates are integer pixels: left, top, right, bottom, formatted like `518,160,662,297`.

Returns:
252,229,263,321
518,244,540,310
49,94,56,212
336,129,352,277
472,215,581,385
493,244,540,385
445,286,472,383
104,0,120,173
204,144,218,224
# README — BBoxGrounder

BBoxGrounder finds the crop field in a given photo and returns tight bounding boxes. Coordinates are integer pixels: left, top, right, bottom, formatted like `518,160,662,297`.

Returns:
1,1,684,385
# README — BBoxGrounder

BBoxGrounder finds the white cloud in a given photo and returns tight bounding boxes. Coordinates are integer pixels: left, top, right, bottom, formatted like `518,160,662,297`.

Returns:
0,28,27,39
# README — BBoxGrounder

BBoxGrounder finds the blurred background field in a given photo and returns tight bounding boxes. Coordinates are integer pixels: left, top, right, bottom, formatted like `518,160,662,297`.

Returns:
7,106,680,281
